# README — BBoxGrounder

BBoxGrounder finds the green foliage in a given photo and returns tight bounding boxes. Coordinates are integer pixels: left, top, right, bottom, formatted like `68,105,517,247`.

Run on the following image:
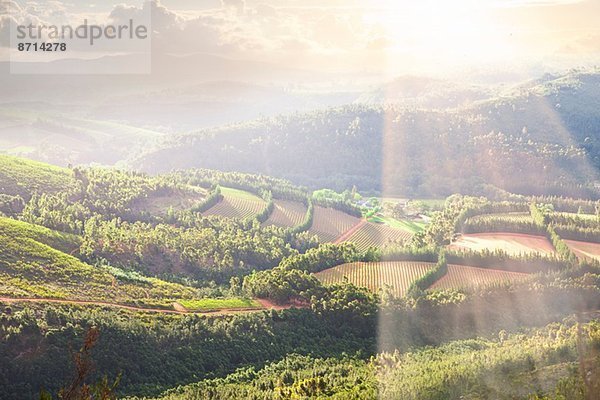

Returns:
530,196,599,214
407,251,448,297
255,191,275,224
289,197,314,234
136,321,600,400
173,169,308,203
19,166,194,234
0,194,24,216
312,189,362,217
549,212,600,243
531,202,551,226
531,203,579,266
463,212,546,235
191,185,223,213
132,354,376,400
242,267,321,304
278,242,372,274
4,154,600,400
419,195,487,247
376,322,592,400
310,283,378,337
22,192,91,234
80,216,295,283
445,248,565,273
378,246,439,262
0,304,373,399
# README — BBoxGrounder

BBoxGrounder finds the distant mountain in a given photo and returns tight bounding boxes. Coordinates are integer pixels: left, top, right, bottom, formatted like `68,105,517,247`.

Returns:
0,53,340,103
355,76,493,108
133,71,600,198
0,53,362,143
89,81,359,131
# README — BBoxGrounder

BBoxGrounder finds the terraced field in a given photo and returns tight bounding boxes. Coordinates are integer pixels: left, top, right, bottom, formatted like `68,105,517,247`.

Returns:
344,222,413,251
449,233,555,256
309,206,361,242
429,264,530,290
315,261,435,297
262,199,307,228
203,187,266,220
565,239,600,262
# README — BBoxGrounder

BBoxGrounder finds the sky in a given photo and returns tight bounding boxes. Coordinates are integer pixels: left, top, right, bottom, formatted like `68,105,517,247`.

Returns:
1,0,599,77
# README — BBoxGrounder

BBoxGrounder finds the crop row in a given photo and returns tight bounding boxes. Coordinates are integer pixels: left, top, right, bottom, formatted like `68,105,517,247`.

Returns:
429,264,529,290
309,206,361,242
203,189,266,220
315,261,435,297
316,261,532,297
345,222,413,251
262,200,307,228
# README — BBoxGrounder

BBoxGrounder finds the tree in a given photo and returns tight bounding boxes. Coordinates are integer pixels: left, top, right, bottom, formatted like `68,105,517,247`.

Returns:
40,327,120,400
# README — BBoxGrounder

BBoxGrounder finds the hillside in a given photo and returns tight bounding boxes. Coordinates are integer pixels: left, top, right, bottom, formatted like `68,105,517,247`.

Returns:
1,156,600,399
134,71,600,198
0,154,78,199
0,217,201,307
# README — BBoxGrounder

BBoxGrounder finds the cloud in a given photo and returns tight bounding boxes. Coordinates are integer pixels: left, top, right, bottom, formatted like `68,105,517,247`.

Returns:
557,34,600,54
493,0,585,6
221,0,245,14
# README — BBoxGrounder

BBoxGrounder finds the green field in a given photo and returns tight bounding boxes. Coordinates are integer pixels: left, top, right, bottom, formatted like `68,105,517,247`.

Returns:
178,298,261,311
369,214,426,234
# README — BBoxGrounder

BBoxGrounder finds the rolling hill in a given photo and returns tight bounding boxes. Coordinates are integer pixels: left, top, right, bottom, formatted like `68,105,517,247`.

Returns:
0,216,201,307
133,71,600,198
0,155,78,199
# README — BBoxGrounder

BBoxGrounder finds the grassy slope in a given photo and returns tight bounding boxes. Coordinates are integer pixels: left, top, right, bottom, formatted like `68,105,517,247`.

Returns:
0,217,202,307
0,154,78,198
0,217,80,254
